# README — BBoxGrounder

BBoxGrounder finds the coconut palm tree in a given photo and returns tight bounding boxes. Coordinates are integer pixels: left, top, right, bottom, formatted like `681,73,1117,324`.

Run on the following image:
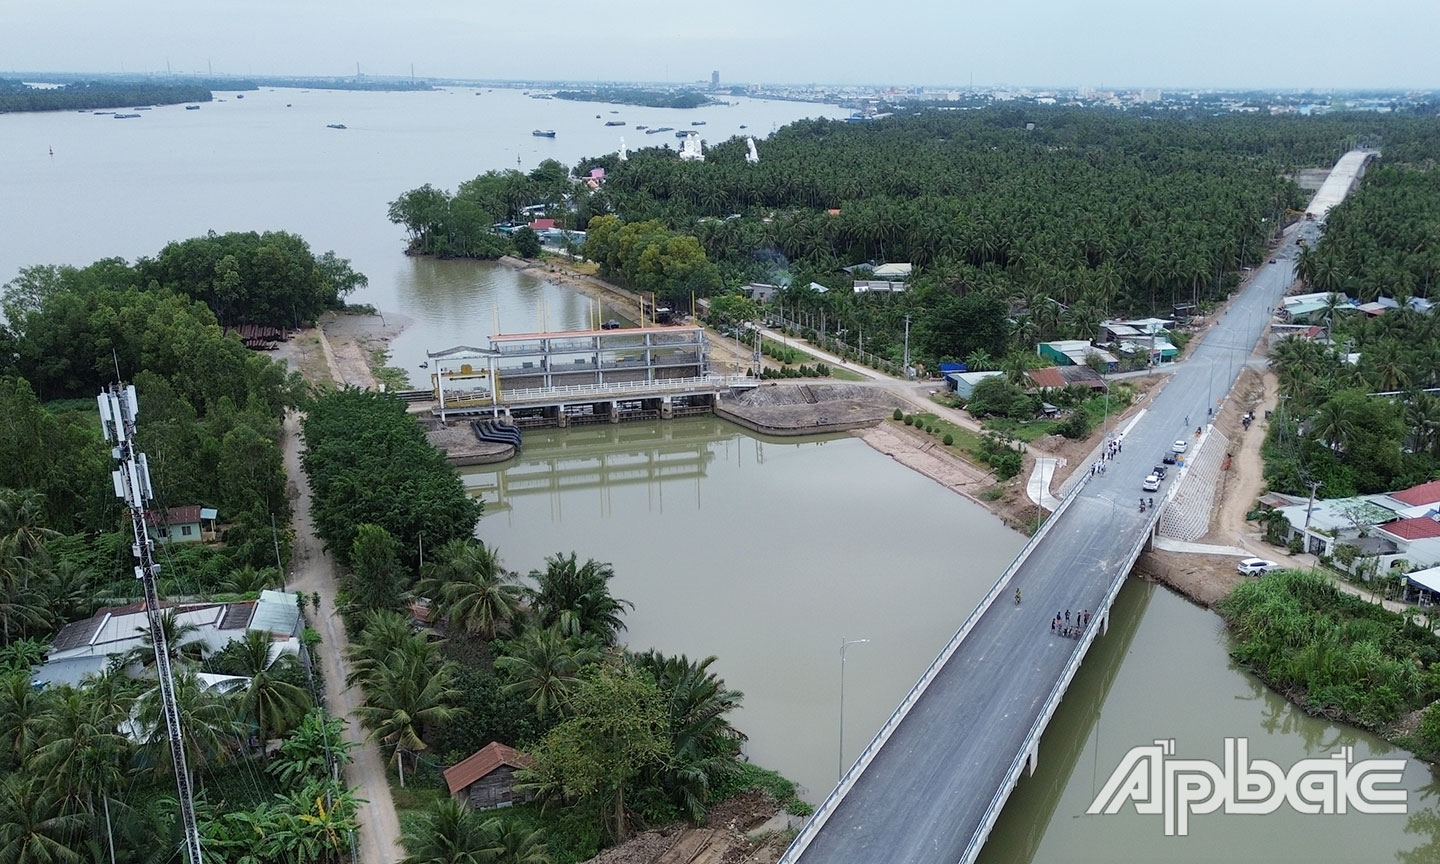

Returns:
630,651,745,821
225,630,311,753
399,797,497,864
0,672,54,773
30,686,132,827
418,540,523,640
345,609,425,689
126,608,208,671
353,639,463,784
528,553,631,644
494,626,600,720
0,775,87,864
136,667,241,779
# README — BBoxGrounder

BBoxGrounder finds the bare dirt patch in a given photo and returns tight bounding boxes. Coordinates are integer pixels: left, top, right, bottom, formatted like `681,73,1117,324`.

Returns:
720,382,905,432
1136,550,1244,608
1202,367,1278,549
578,791,784,864
320,310,410,390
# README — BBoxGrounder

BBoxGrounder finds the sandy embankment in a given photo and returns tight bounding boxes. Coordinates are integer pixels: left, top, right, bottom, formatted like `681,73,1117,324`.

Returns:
276,310,410,390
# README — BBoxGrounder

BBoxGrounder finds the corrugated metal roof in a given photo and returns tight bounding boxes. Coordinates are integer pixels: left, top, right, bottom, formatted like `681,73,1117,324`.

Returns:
1026,367,1067,389
444,742,534,795
250,590,300,636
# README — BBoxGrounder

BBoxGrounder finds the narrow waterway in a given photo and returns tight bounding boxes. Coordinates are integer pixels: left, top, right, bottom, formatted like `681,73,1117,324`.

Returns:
978,581,1440,864
462,417,1026,800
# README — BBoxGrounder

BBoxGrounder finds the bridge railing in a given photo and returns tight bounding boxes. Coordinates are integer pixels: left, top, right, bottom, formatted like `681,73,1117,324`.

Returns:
959,511,1158,864
498,374,749,404
779,468,1093,864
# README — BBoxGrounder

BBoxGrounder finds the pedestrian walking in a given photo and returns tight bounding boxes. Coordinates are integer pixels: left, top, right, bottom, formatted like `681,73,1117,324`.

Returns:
1084,610,1091,627
1065,609,1070,624
1051,617,1057,633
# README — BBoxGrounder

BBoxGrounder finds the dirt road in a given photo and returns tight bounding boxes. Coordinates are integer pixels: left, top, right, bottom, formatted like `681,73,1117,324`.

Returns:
281,411,403,863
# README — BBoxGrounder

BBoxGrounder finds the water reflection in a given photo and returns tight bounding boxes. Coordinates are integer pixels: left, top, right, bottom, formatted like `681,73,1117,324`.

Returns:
981,582,1440,864
461,420,724,514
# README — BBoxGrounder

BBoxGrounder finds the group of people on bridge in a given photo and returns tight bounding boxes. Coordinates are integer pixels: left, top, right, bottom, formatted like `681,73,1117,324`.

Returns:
1052,608,1091,640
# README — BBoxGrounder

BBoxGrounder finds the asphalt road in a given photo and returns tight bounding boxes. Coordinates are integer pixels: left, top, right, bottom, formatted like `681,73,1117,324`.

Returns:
794,220,1322,864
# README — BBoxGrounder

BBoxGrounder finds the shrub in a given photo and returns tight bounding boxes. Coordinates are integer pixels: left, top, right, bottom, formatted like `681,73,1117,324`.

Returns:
943,433,954,446
893,408,904,421
904,415,914,426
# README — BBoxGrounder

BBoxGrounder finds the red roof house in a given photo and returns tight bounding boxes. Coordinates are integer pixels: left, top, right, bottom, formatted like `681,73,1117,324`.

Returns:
1390,479,1440,509
527,218,556,231
443,742,535,811
1379,516,1440,542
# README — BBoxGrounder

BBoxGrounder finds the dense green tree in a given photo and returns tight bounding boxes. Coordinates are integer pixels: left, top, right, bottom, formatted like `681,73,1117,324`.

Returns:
512,227,542,259
347,524,408,617
301,388,483,565
520,664,670,841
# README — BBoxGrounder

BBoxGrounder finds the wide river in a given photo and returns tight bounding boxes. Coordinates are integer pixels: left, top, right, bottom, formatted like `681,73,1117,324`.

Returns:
5,86,1438,862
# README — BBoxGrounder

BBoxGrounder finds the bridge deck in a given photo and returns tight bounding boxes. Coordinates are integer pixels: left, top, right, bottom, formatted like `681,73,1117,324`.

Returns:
786,151,1361,863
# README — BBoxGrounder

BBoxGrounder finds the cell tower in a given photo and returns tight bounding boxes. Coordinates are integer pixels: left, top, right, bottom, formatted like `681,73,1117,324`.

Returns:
98,384,205,864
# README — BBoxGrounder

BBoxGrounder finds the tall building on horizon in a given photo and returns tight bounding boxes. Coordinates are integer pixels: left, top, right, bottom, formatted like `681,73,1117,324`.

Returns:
711,69,720,90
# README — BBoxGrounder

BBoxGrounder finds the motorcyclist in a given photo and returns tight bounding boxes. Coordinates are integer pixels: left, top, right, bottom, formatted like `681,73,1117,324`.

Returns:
1014,588,1022,605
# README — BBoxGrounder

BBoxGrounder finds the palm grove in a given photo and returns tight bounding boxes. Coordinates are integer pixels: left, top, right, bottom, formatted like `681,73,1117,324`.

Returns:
0,230,364,864
300,389,771,863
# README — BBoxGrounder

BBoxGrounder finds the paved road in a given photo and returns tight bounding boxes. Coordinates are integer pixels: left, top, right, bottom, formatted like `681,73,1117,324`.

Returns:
282,412,404,864
792,217,1323,863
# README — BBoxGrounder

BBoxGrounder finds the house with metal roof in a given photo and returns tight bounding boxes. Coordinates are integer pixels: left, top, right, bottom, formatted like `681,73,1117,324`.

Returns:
144,506,218,545
1036,339,1118,372
444,742,535,810
34,591,304,689
945,370,1004,398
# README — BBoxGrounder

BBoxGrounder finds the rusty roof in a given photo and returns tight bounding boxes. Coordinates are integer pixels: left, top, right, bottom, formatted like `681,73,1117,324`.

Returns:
144,506,204,526
443,742,534,795
1025,367,1067,390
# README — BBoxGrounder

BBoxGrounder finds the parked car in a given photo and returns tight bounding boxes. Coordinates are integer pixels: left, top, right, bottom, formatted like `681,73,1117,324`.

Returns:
1152,465,1167,480
1171,440,1188,454
1142,474,1161,492
1162,452,1178,465
1236,558,1279,576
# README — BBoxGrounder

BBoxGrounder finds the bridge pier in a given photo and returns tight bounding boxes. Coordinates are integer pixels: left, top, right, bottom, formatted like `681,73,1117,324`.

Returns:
1025,740,1039,776
609,400,620,423
661,396,674,419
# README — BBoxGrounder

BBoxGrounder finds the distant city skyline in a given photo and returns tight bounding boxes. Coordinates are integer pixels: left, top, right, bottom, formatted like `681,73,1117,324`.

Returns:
4,0,1438,91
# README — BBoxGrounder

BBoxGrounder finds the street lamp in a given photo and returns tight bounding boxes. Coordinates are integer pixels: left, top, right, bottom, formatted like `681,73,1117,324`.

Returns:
839,637,870,782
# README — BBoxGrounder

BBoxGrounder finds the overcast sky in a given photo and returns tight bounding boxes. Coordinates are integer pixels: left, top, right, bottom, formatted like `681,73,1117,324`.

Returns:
4,0,1436,90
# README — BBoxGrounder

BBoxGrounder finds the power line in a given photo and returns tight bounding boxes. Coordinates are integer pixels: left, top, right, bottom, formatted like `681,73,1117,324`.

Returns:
99,383,205,864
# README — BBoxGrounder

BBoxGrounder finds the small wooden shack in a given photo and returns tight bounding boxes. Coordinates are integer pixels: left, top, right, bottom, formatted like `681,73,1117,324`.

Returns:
443,742,535,811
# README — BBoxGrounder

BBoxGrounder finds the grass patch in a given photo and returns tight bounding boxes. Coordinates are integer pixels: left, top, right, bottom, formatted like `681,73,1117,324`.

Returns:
828,364,867,382
711,762,813,818
982,416,1060,442
979,487,1005,502
370,348,412,391
1219,568,1440,733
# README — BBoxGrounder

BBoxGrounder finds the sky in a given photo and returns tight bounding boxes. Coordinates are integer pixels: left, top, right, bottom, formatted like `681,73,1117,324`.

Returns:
3,0,1437,91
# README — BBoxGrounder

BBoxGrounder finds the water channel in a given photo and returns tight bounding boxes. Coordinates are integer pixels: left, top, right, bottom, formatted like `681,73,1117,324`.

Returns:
5,86,1438,861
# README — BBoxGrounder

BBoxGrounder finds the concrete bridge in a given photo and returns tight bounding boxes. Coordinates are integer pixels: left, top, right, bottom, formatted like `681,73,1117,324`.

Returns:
781,151,1374,864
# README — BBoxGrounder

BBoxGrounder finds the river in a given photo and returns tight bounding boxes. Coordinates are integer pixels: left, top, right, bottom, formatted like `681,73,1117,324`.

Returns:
5,86,1437,862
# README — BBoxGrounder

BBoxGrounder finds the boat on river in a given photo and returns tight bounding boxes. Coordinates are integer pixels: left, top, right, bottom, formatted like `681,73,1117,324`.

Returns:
113,113,141,119
691,120,706,125
532,129,556,138
185,105,200,110
326,123,347,130
604,120,625,126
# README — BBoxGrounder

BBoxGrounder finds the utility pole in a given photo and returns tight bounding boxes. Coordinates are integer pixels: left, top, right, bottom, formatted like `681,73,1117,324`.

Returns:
98,384,204,864
1302,478,1323,543
270,512,284,589
903,315,911,379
